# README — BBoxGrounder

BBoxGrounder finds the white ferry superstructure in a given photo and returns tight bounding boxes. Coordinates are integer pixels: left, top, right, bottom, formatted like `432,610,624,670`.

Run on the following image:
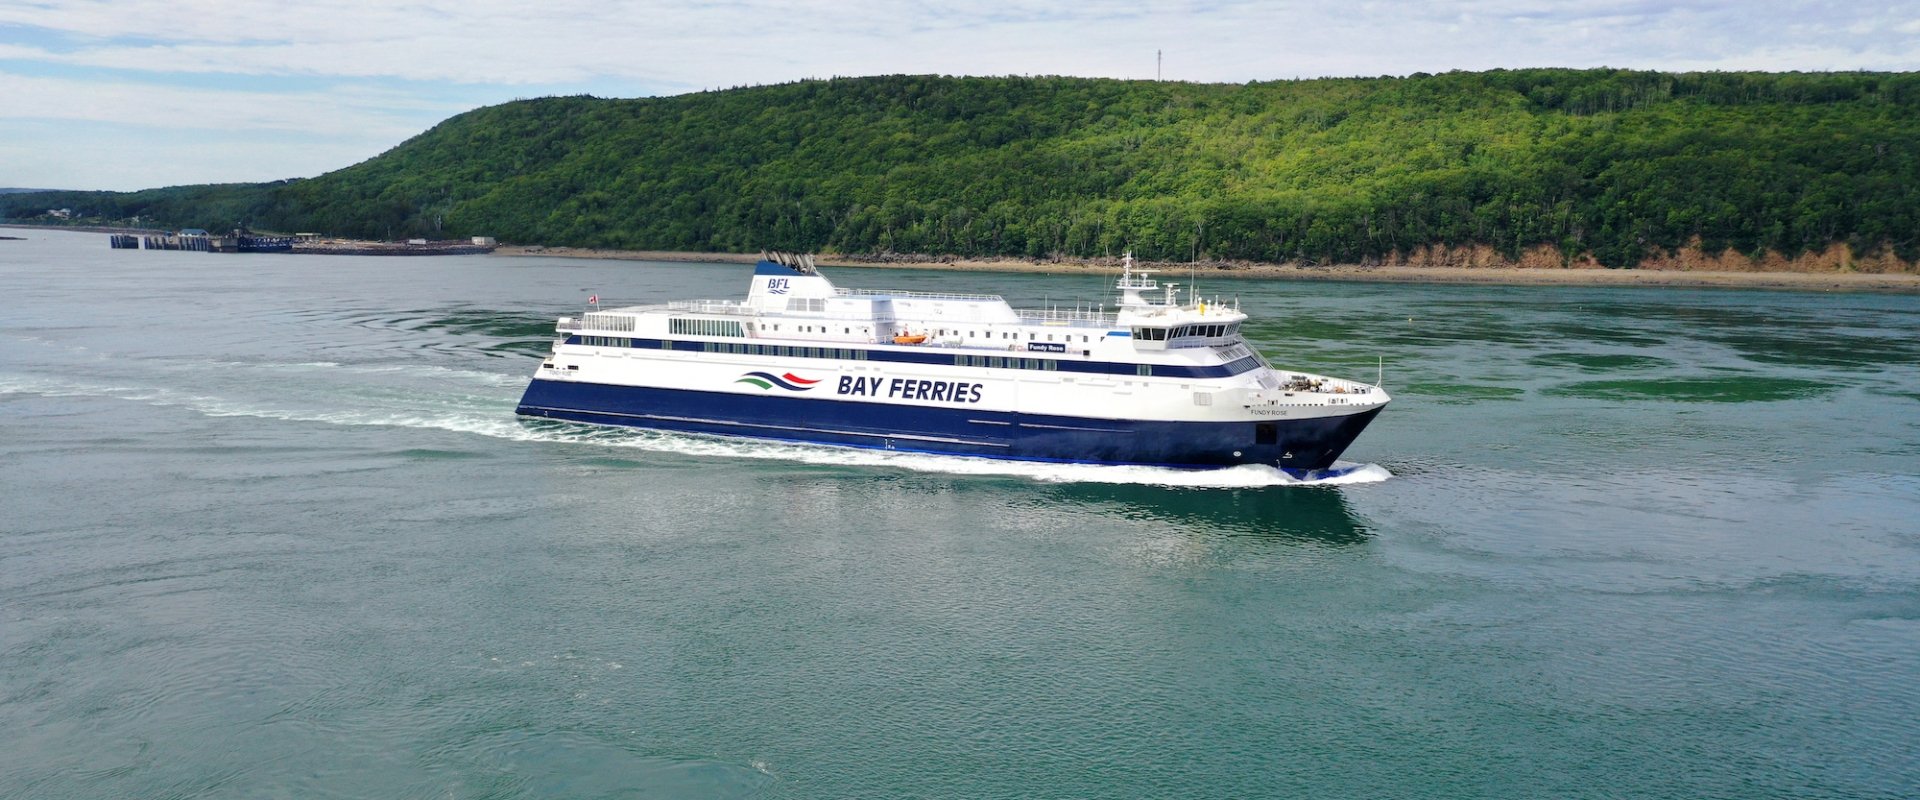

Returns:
516,252,1389,472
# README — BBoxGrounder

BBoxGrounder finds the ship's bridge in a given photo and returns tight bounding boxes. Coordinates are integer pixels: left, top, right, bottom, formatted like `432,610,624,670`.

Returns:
1110,251,1249,350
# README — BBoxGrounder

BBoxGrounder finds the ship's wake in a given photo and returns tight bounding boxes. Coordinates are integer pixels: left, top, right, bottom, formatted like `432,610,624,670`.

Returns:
0,364,1390,489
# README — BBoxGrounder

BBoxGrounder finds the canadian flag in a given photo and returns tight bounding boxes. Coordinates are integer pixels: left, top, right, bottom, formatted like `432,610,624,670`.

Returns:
587,295,599,304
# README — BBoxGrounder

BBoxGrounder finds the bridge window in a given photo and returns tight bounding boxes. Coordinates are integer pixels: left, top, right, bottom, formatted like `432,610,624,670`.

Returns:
1223,355,1262,375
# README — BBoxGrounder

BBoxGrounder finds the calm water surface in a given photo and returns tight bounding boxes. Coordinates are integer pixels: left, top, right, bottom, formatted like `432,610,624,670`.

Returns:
3,229,1917,798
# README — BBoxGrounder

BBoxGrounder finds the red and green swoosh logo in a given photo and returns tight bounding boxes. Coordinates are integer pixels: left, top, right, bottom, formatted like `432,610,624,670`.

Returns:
735,371,820,391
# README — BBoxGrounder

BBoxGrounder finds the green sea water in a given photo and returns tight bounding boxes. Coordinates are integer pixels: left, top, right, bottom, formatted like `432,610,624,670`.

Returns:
3,229,1917,798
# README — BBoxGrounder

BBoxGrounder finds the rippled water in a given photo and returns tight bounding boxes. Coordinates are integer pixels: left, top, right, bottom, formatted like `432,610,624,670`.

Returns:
3,229,1918,798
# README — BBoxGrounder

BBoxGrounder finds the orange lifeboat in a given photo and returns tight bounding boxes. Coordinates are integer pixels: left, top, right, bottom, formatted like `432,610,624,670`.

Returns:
892,333,927,345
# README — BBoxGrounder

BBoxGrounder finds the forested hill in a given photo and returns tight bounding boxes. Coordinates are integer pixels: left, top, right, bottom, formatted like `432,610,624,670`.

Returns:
11,70,1920,268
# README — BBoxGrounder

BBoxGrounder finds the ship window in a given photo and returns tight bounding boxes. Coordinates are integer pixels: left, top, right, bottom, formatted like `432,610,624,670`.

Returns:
1136,364,1153,376
1224,355,1262,375
668,318,744,337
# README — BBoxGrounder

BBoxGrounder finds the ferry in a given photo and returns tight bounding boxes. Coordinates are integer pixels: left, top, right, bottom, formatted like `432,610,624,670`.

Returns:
515,252,1388,473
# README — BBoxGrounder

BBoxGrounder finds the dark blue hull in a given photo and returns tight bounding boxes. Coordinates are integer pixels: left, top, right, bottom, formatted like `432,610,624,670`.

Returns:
516,379,1381,471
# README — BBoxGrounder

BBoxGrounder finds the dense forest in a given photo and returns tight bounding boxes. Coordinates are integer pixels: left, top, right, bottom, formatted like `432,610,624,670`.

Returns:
9,69,1920,268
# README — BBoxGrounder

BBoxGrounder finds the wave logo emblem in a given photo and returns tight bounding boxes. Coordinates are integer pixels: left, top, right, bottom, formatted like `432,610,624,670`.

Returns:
735,371,820,391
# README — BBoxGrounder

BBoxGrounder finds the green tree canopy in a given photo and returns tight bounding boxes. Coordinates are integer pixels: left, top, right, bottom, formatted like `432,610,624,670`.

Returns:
10,70,1918,267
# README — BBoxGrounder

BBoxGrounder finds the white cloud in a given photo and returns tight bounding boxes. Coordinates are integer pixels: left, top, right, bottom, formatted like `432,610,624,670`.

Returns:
2,1,1901,86
0,73,445,137
3,0,1918,188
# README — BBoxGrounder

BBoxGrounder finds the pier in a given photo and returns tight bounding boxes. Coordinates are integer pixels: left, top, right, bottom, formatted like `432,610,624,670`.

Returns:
107,231,495,256
138,233,215,251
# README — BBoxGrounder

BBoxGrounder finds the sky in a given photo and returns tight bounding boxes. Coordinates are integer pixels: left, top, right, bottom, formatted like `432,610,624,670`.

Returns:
4,0,1918,191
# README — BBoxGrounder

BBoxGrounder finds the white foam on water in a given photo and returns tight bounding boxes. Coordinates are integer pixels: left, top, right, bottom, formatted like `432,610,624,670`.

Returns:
185,358,525,387
0,372,1391,488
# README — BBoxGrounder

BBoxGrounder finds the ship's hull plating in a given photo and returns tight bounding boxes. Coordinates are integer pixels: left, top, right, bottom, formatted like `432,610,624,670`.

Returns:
516,378,1380,471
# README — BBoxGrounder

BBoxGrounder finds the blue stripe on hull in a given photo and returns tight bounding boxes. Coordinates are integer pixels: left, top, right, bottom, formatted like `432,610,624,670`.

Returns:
515,379,1380,471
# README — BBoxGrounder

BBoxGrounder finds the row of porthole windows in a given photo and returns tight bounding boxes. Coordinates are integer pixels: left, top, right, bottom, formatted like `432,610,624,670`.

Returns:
953,355,1062,371
941,329,1091,343
767,324,869,336
761,322,1092,344
705,342,871,360
569,337,1250,380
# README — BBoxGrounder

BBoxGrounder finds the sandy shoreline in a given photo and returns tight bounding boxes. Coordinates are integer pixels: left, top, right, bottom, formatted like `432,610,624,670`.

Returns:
493,246,1920,293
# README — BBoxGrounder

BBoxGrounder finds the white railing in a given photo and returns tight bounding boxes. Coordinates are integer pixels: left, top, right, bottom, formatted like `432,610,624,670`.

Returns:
1015,308,1112,327
665,300,754,315
837,288,1005,303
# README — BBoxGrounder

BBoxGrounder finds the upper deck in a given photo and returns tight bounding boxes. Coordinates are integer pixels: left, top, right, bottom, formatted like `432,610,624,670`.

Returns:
563,251,1250,353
